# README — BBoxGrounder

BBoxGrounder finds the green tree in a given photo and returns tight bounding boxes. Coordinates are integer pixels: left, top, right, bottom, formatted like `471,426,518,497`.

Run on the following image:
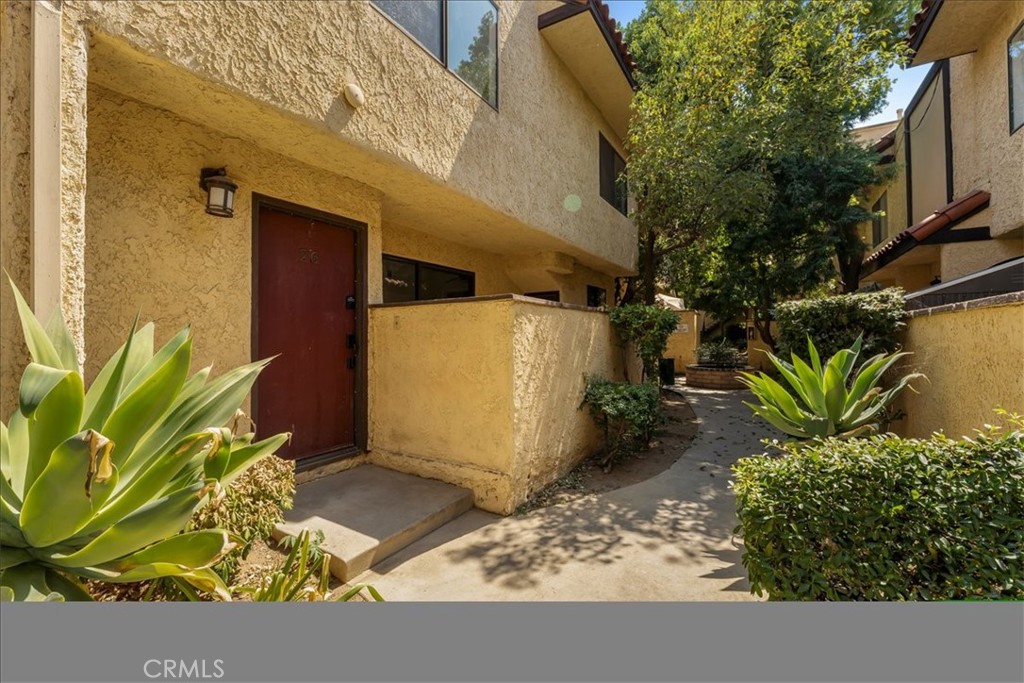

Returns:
624,0,913,307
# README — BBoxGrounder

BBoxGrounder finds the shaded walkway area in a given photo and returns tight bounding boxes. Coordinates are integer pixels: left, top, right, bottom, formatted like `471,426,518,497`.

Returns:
354,385,774,600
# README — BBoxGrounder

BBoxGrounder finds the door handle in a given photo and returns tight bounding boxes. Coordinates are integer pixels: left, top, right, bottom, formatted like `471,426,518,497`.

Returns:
346,295,356,309
347,334,357,349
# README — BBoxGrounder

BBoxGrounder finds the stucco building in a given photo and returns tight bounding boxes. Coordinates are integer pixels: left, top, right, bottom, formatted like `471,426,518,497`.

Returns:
0,0,638,513
858,0,1024,302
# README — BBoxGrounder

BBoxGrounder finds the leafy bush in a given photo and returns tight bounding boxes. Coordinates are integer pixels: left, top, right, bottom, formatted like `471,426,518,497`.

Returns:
697,339,746,368
608,304,679,382
775,288,906,361
0,280,288,601
581,377,661,464
739,336,922,439
190,455,295,583
733,417,1024,600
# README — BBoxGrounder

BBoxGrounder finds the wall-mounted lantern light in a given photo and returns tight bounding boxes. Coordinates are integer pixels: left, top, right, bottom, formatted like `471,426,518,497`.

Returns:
199,167,238,218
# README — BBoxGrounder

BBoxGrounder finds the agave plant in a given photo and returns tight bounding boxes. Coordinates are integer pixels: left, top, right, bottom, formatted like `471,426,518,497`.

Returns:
0,280,288,601
738,335,922,440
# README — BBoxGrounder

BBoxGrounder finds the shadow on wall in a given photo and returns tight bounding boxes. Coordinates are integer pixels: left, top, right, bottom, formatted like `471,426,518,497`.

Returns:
511,305,625,500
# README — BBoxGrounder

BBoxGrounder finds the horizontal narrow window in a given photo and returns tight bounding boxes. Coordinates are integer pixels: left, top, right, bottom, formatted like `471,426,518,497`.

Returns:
371,0,498,109
525,291,560,302
599,133,628,216
383,255,475,303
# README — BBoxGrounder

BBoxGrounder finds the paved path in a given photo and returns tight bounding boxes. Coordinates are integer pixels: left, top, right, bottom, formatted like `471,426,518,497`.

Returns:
355,385,774,600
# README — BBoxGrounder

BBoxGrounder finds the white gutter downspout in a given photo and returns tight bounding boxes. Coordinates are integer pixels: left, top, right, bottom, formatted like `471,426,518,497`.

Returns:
30,0,62,324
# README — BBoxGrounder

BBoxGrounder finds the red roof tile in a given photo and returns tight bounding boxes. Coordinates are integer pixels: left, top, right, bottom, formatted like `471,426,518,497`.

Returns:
907,0,940,53
864,189,990,269
564,0,637,73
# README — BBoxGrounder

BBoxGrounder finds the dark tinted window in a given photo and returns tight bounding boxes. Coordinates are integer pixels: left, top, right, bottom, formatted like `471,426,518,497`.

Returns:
599,134,627,215
871,193,888,246
525,291,560,302
587,286,607,308
382,255,474,303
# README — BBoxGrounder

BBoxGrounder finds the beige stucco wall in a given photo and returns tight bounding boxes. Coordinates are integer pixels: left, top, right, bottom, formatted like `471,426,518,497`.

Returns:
510,301,624,504
664,311,699,372
894,297,1024,440
369,296,624,514
940,237,1023,281
83,86,383,385
0,1,33,419
62,0,636,276
949,1,1024,239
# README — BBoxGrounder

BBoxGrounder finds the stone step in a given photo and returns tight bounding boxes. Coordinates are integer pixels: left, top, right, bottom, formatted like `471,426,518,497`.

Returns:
273,464,474,582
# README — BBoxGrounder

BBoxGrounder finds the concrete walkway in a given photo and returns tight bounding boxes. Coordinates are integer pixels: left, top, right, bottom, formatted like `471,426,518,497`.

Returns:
353,384,774,600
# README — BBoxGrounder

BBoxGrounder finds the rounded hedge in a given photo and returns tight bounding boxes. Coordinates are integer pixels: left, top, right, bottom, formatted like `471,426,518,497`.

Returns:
732,419,1024,600
774,288,906,361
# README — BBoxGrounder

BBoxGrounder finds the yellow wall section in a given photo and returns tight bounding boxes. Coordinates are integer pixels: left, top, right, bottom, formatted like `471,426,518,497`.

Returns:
664,311,699,372
83,87,383,384
895,298,1024,440
369,296,624,514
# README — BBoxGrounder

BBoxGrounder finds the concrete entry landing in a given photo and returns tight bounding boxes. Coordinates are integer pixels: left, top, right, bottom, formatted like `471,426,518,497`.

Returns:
274,465,474,582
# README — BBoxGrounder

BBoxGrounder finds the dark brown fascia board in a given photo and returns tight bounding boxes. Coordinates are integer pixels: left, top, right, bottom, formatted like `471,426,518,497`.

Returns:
538,1,638,90
907,0,945,56
919,226,991,245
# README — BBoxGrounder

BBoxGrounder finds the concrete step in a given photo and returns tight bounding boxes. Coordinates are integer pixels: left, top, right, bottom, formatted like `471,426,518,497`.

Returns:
273,464,474,582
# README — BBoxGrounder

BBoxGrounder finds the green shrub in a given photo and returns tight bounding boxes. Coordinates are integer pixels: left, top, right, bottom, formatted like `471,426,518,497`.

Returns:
608,304,679,382
775,288,906,361
739,335,922,439
733,417,1024,600
697,339,746,368
190,455,295,583
581,377,662,462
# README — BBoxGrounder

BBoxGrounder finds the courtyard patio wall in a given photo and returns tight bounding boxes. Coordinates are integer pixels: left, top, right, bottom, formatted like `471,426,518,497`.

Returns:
894,293,1024,439
369,295,624,514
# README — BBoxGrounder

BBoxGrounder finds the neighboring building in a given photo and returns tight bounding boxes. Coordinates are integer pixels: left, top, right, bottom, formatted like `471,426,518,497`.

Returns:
859,0,1024,297
0,0,638,513
655,294,699,376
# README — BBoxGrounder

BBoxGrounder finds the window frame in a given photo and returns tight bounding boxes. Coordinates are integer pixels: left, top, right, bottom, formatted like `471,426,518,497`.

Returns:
369,0,499,110
599,133,628,216
1009,18,1024,135
382,254,476,303
586,285,607,308
871,192,888,246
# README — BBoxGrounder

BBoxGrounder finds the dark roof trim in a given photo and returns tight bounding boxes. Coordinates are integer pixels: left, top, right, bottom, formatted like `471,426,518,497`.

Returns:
862,189,991,274
907,0,943,56
539,0,637,89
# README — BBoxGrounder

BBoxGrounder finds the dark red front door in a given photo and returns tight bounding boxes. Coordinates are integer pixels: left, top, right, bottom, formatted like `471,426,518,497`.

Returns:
255,204,358,461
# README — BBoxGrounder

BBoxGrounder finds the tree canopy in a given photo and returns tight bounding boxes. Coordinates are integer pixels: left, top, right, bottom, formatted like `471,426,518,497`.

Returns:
623,0,914,329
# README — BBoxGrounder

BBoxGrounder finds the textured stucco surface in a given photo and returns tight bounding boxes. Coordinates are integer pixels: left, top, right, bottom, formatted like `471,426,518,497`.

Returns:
0,1,33,418
895,299,1024,440
64,0,636,275
510,302,624,505
369,297,624,514
949,1,1024,239
84,88,383,385
368,299,517,513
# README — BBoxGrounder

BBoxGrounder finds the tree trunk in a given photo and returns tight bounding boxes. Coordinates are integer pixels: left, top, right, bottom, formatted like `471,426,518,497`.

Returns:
753,309,775,352
641,228,658,305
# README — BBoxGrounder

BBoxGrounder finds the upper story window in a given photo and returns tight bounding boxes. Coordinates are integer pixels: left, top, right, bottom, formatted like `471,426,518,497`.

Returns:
872,193,888,246
1010,20,1024,134
371,0,498,108
599,133,628,216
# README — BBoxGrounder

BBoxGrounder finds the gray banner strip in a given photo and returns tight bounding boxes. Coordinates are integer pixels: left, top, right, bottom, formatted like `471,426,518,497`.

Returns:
1,603,1021,683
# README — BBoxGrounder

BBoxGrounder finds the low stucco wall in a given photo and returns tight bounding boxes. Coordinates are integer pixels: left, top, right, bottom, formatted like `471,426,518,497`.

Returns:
894,294,1024,440
369,295,622,514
